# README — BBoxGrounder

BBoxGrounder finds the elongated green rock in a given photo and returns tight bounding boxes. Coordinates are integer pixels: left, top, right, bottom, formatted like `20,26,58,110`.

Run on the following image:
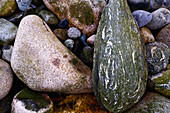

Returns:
93,0,148,112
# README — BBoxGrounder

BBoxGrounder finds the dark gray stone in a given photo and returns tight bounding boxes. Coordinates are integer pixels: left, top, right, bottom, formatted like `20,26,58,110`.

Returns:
0,19,17,46
128,0,150,10
132,10,152,28
150,0,163,11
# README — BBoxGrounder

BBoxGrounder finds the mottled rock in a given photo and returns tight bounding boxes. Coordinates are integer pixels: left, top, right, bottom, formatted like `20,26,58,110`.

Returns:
87,35,95,45
2,45,13,62
161,0,170,9
0,19,18,46
156,24,170,48
11,88,53,113
52,93,109,113
140,27,155,44
0,59,13,100
64,39,74,50
43,0,107,36
38,10,59,25
11,15,92,93
57,19,69,29
53,29,68,41
67,27,81,39
80,34,88,46
126,92,170,113
132,10,152,28
16,0,32,11
146,42,169,74
7,12,24,23
147,8,170,30
149,65,170,97
0,0,17,17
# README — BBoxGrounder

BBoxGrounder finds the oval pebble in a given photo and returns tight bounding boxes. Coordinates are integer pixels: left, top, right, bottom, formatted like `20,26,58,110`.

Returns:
67,27,81,39
132,10,152,28
0,18,18,46
87,35,95,45
147,8,170,30
140,27,155,44
146,42,169,74
64,39,74,50
57,19,69,29
53,29,68,41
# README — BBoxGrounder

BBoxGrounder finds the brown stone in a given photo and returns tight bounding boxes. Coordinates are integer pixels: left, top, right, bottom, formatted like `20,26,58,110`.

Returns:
53,29,68,41
140,27,155,44
156,24,170,48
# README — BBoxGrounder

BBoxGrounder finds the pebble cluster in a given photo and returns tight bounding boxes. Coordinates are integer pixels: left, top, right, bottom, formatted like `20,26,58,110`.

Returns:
0,0,169,113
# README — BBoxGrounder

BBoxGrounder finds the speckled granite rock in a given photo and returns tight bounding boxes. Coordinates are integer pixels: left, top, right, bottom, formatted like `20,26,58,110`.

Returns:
11,15,93,93
43,0,107,36
0,59,13,100
126,92,170,113
11,88,53,113
147,8,170,30
0,0,17,17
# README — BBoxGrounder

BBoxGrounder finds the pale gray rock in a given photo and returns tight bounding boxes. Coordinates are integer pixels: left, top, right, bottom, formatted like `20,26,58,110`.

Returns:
0,59,13,100
2,45,13,62
11,15,93,93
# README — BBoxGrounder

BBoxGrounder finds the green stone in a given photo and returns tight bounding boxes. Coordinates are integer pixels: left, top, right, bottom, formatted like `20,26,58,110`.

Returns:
38,10,59,25
0,0,17,17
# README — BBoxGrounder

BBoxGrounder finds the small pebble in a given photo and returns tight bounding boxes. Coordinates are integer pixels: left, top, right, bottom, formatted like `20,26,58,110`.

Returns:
146,42,169,74
0,18,17,46
38,10,59,25
53,29,68,41
132,10,152,28
87,35,95,45
57,19,69,29
0,59,13,100
80,34,88,46
156,24,170,48
72,40,83,56
67,27,81,39
64,39,74,50
16,0,32,11
147,8,170,30
80,46,93,65
2,45,13,62
140,27,155,44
